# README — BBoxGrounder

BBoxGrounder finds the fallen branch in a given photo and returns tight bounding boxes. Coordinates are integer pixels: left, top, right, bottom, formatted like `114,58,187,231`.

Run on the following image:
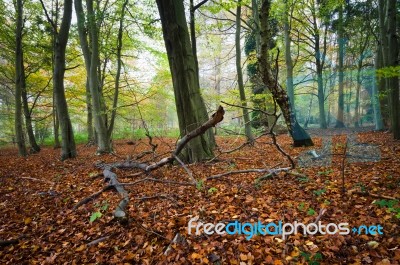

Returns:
351,190,397,200
0,235,25,248
207,167,291,181
74,107,224,217
87,235,110,247
173,155,196,184
19,177,54,185
73,185,113,210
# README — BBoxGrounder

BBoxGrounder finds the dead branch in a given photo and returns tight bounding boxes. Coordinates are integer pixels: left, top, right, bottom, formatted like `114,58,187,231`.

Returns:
87,235,111,246
74,107,224,217
73,185,113,210
350,190,397,200
19,177,55,185
207,167,291,180
122,177,195,187
0,235,25,248
173,155,196,184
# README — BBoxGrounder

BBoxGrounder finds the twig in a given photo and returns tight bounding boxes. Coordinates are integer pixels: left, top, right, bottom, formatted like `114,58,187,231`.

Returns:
73,185,113,210
87,235,111,246
122,178,195,187
19,177,55,185
207,167,291,180
341,139,348,195
173,155,196,184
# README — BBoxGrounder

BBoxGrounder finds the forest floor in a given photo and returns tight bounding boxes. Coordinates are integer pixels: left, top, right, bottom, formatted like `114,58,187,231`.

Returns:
0,129,399,264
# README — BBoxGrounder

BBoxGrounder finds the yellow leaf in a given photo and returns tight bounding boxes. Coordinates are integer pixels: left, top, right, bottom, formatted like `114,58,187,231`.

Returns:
24,217,32,225
75,245,86,252
240,253,248,261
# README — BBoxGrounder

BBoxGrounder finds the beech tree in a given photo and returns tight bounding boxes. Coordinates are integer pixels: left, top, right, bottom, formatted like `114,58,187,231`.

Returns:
156,0,216,162
259,0,313,147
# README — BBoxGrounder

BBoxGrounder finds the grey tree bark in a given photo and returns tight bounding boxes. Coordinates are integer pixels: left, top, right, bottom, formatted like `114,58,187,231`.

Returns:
387,0,399,139
21,82,40,153
335,4,345,128
259,0,313,147
14,0,27,156
236,0,253,142
284,0,294,112
87,0,111,153
108,0,128,139
75,0,94,143
156,0,216,162
53,0,76,160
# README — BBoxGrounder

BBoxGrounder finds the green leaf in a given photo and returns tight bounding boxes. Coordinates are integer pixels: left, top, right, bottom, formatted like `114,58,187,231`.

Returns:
307,208,316,216
89,211,102,223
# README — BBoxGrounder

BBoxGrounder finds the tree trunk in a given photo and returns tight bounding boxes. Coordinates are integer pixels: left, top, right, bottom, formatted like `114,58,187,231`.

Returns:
236,0,253,142
259,0,313,147
387,0,399,139
108,0,128,139
378,0,390,127
284,0,294,112
313,12,327,129
75,0,94,143
87,0,111,153
373,48,384,130
21,84,40,153
156,0,216,162
53,0,76,160
335,4,345,128
14,0,27,157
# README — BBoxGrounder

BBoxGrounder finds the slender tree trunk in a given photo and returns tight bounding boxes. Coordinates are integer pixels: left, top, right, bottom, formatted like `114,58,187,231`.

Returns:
15,0,27,156
251,0,260,54
156,0,216,162
313,15,327,128
354,66,361,128
108,0,128,138
378,0,390,127
236,0,253,142
53,0,76,160
284,0,294,112
373,48,384,130
75,0,94,142
387,0,399,139
87,0,111,153
259,0,313,147
21,84,40,153
335,4,345,128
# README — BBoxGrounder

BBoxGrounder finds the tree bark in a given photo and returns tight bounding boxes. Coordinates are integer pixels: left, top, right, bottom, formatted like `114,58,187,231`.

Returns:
259,0,313,147
387,0,399,139
14,0,27,157
108,0,128,139
156,0,216,162
75,0,94,143
284,0,294,112
53,0,76,160
373,48,384,130
335,4,345,128
21,84,40,153
378,0,390,127
87,0,111,153
236,0,253,142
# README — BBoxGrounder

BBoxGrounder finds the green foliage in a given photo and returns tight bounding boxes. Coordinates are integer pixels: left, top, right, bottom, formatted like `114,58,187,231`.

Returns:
318,169,333,176
208,187,218,194
313,189,326,196
297,176,309,183
89,211,102,223
89,200,109,223
374,199,400,219
298,202,306,211
307,208,316,216
196,179,204,191
301,252,323,265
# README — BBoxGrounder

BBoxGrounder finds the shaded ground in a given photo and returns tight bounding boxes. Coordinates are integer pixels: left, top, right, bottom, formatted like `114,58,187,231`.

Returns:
0,129,399,264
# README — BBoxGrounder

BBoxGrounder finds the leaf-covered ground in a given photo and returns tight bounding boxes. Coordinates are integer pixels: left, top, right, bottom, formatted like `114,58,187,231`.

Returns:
0,130,399,264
